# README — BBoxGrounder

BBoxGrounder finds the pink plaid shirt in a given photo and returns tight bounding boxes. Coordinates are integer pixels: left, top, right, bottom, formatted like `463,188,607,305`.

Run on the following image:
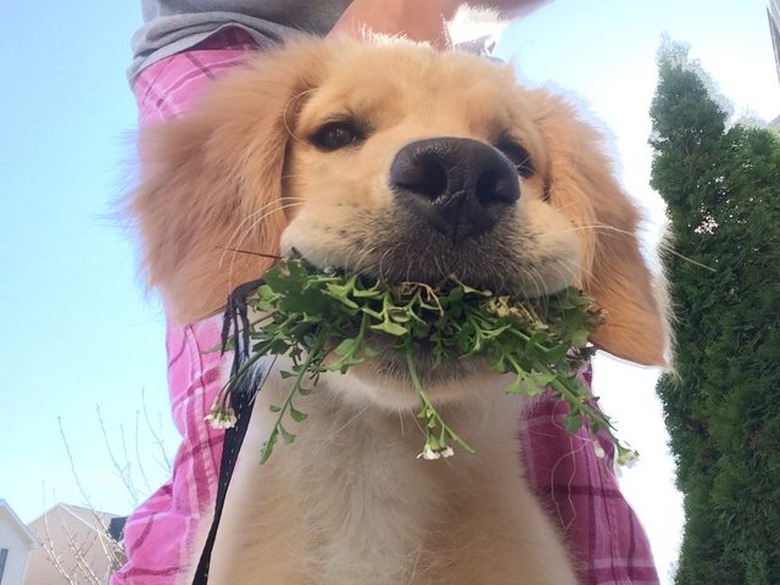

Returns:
113,29,659,585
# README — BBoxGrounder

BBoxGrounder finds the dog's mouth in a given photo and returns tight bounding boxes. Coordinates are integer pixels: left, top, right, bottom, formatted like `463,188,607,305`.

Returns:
280,209,576,386
306,266,512,387
227,251,598,418
356,222,542,298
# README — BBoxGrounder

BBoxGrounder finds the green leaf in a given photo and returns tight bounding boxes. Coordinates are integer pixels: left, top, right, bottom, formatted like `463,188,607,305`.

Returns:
362,344,380,358
505,371,553,396
258,430,279,465
564,413,583,434
289,406,308,423
370,320,408,336
279,424,296,445
334,337,359,356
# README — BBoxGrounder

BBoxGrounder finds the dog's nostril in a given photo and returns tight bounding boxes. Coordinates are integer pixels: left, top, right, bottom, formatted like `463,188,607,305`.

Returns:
396,154,449,202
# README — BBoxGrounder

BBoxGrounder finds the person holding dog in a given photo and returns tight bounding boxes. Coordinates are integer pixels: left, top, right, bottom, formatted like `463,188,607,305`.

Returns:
116,2,660,584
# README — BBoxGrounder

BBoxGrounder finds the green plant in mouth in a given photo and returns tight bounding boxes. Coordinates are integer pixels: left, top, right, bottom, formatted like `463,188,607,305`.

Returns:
209,254,634,465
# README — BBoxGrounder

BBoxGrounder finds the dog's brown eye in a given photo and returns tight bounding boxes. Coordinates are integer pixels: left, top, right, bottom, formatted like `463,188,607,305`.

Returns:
310,120,364,151
497,139,535,179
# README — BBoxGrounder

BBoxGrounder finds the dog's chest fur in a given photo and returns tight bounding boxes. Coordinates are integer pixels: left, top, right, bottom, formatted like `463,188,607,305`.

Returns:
203,360,578,585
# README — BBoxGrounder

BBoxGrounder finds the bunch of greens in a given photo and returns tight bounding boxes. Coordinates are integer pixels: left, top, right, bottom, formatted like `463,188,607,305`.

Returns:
209,255,632,464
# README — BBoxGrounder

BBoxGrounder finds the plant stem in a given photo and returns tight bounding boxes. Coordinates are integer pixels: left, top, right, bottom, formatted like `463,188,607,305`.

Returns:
405,350,475,455
258,336,328,464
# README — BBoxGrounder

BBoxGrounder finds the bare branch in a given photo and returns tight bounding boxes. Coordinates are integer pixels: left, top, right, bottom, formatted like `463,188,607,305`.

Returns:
96,405,142,506
58,417,96,511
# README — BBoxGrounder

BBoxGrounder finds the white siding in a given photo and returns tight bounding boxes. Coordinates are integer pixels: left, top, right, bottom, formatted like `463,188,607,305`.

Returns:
0,519,34,585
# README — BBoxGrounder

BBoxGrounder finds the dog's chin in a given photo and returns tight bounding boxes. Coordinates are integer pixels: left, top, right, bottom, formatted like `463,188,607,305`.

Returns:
323,331,509,411
286,246,575,305
365,332,482,382
283,234,571,410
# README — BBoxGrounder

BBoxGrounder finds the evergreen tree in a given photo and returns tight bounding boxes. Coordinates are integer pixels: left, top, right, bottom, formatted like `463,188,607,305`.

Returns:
650,46,780,584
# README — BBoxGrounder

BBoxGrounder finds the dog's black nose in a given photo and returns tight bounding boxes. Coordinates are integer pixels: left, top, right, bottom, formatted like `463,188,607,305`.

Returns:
390,137,520,243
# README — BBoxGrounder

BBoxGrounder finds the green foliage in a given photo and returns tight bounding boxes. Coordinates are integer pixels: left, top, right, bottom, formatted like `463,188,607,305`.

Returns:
211,255,617,463
651,45,780,584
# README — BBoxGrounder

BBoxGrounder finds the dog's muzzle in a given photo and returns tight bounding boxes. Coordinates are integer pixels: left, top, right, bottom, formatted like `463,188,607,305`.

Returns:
390,137,520,244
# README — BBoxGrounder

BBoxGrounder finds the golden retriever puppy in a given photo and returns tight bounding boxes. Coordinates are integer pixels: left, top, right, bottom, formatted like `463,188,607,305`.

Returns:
132,38,667,585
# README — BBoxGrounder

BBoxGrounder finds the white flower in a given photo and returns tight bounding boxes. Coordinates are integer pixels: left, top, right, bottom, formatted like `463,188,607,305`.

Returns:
205,406,237,429
417,445,455,461
417,446,440,460
593,441,606,459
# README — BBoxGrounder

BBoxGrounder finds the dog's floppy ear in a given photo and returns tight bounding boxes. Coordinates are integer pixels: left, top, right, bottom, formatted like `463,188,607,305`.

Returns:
528,90,668,367
131,41,331,324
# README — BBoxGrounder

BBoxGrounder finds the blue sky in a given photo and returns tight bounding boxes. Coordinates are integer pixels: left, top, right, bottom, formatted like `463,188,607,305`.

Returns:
1,1,778,583
1,2,172,517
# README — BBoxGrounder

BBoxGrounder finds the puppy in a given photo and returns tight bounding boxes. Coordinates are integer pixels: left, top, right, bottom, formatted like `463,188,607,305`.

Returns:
132,38,667,585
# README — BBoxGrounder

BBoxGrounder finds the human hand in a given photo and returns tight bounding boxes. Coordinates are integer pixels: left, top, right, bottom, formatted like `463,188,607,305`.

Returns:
471,0,550,17
328,0,460,49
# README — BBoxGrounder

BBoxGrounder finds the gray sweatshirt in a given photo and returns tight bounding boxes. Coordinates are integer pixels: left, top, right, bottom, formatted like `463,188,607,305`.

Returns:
130,1,353,81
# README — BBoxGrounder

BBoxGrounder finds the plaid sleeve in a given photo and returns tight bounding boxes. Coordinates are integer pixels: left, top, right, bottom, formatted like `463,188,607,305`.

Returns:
520,364,660,585
112,30,260,585
114,28,659,584
111,315,226,584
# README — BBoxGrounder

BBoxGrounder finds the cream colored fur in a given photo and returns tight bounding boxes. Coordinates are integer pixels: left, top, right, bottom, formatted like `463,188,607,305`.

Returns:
188,358,577,584
132,38,669,585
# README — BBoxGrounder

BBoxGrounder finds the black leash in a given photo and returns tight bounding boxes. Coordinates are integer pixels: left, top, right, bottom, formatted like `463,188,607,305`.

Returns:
192,279,264,584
